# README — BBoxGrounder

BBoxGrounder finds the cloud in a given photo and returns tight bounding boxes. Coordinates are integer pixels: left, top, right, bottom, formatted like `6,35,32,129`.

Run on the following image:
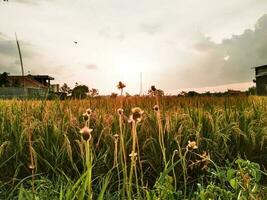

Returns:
0,60,22,74
84,64,98,70
179,14,267,88
140,23,162,35
0,34,34,58
0,33,36,74
0,32,7,38
98,27,125,41
13,0,40,5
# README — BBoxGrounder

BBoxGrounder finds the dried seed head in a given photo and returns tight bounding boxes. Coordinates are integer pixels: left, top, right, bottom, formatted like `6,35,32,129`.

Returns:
28,164,35,170
86,108,92,116
117,108,124,115
201,151,210,159
117,81,126,89
151,85,156,92
130,107,144,122
128,117,134,124
173,149,178,155
187,140,198,150
153,105,159,112
83,113,89,121
80,126,93,141
129,151,138,160
200,151,211,170
114,134,119,140
242,173,251,189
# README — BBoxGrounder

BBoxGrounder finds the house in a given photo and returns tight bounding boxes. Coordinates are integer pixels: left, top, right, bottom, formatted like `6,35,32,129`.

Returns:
7,75,55,88
253,65,267,95
0,73,59,99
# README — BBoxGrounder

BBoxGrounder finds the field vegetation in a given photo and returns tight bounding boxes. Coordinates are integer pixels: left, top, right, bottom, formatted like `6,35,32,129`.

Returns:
0,95,267,199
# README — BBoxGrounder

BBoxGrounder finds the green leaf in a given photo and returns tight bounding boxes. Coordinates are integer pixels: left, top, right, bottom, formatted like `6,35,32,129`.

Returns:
227,169,236,181
229,178,238,190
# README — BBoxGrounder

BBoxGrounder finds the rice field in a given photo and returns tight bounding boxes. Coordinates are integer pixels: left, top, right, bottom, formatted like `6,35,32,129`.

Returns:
0,96,267,199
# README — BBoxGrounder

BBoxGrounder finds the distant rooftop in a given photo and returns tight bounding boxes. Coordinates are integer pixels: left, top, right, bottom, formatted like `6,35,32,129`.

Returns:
252,64,267,69
8,74,55,80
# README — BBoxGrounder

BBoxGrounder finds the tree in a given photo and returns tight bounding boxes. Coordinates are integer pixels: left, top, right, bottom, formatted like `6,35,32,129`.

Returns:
89,88,99,97
247,87,256,95
0,72,10,87
71,85,89,99
178,91,187,97
148,85,164,96
187,91,199,97
60,83,72,95
157,89,164,96
117,81,126,96
110,92,118,98
125,92,131,97
203,91,212,96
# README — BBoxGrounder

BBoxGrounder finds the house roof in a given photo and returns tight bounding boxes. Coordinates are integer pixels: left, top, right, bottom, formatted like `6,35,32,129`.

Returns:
9,75,54,80
7,76,47,88
6,74,55,88
256,72,267,78
252,65,267,69
31,75,54,80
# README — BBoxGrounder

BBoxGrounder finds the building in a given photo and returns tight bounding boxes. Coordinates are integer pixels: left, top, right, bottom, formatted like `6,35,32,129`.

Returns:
254,65,267,95
0,73,58,99
7,75,55,88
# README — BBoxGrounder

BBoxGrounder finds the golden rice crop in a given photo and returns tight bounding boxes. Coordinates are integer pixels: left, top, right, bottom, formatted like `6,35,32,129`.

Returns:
0,96,266,199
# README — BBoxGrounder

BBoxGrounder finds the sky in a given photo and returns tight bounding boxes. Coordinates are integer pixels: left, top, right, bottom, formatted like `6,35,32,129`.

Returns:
0,0,267,94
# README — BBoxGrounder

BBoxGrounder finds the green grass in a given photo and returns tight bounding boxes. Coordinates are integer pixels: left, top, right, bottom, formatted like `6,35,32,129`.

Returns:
0,96,267,199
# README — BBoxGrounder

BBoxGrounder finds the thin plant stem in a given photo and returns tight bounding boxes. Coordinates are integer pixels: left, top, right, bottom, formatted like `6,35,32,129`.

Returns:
171,151,178,190
85,140,92,200
128,121,137,199
113,138,121,193
135,130,144,188
28,133,35,199
119,112,128,198
134,161,141,199
177,142,188,199
155,109,167,167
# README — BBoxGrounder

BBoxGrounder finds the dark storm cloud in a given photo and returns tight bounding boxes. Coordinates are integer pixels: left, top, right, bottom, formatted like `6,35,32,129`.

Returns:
180,14,267,88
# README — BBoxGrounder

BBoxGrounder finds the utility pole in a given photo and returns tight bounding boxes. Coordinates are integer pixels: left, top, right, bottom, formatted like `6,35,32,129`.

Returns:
15,32,25,88
139,72,143,96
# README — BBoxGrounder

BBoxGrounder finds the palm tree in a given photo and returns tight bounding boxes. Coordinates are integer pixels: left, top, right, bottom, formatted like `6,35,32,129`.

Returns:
117,81,126,96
